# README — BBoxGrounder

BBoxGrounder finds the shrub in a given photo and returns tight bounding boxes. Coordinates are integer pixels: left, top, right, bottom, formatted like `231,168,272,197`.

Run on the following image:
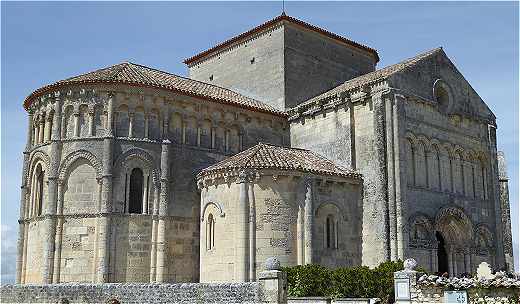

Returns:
284,260,412,304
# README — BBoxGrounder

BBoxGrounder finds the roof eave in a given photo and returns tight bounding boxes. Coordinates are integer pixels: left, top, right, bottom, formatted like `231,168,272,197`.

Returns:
22,80,288,118
183,14,379,66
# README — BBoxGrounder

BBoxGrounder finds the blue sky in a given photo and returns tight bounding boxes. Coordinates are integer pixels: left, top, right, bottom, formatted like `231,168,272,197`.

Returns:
1,1,518,282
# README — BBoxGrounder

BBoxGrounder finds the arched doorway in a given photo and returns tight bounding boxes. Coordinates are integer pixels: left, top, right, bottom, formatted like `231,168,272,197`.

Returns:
436,231,449,274
435,207,473,276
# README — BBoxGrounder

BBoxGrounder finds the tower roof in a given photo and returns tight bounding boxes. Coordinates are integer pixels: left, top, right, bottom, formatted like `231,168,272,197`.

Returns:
198,142,361,179
23,62,285,116
184,14,379,65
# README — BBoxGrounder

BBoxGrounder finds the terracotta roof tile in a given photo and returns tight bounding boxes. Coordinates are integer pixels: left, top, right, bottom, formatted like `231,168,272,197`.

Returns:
300,47,443,106
23,62,286,116
198,142,361,179
184,14,379,65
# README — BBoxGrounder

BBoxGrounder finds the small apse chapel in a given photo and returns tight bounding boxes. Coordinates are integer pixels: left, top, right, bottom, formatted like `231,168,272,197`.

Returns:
17,14,514,284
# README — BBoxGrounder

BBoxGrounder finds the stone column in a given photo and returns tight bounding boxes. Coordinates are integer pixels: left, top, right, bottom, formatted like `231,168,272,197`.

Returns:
52,181,64,283
39,115,45,143
42,92,62,283
97,92,114,283
297,203,304,265
385,93,398,261
372,93,390,261
128,112,134,138
248,180,256,281
144,114,149,139
156,139,170,282
16,112,34,283
88,106,95,136
196,124,201,147
487,125,505,269
394,94,407,259
142,173,149,214
150,187,159,282
235,170,249,282
45,113,53,142
497,151,514,271
211,127,216,149
73,108,80,137
304,178,313,264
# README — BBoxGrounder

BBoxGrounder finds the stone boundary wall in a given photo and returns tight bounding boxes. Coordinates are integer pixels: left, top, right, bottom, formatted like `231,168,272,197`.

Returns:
288,297,380,304
1,282,268,304
1,269,287,304
394,259,520,304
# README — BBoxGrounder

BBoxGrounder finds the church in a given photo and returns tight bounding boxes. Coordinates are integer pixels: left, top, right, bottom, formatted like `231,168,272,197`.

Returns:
16,14,514,284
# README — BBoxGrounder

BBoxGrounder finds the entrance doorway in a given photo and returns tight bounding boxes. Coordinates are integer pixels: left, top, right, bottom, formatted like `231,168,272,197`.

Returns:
436,231,449,274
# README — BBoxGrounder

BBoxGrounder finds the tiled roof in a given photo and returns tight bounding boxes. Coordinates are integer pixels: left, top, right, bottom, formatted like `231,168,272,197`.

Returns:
198,142,361,179
23,62,286,116
184,13,379,65
301,47,443,106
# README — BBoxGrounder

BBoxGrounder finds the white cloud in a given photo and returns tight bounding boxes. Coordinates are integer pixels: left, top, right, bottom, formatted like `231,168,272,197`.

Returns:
1,224,17,284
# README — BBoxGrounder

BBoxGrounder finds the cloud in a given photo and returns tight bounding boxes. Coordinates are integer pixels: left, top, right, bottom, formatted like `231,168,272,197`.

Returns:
1,224,17,284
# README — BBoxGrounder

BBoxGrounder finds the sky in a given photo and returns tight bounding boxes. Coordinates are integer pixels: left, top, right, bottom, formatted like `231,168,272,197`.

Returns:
1,1,518,283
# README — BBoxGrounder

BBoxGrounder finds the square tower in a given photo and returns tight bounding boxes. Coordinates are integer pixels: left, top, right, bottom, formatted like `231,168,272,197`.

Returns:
184,14,379,111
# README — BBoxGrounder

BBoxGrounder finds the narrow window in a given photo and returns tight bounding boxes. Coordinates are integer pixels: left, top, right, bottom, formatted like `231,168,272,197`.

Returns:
326,215,336,249
129,168,144,214
35,166,45,216
207,213,215,250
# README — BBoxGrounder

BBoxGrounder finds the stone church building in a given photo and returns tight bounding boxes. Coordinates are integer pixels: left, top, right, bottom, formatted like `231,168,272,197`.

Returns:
17,14,513,284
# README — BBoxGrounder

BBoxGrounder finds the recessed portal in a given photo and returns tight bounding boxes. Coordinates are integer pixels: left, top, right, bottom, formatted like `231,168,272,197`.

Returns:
436,231,449,274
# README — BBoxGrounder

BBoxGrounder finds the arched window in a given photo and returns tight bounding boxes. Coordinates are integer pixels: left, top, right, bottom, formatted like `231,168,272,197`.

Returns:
32,163,45,217
128,168,144,214
206,213,215,250
326,214,337,249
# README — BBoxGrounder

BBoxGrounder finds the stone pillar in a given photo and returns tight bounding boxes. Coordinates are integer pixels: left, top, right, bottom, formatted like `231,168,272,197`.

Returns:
97,93,114,283
258,257,287,304
211,127,216,149
144,114,149,139
372,93,390,261
394,94,407,260
248,181,256,281
487,125,505,269
297,203,304,265
497,151,514,271
45,113,53,142
385,93,398,261
196,124,201,146
304,178,313,264
394,258,419,304
128,112,134,138
235,170,249,282
39,115,45,143
16,112,34,283
42,92,62,283
73,109,80,137
142,173,149,214
52,181,64,283
88,106,95,136
156,139,170,282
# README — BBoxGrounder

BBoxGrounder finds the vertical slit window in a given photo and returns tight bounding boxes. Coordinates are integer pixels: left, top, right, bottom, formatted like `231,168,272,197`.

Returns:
129,168,144,214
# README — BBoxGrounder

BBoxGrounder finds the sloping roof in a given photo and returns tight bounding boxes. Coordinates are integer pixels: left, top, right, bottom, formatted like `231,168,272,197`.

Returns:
301,47,443,106
198,142,361,179
184,13,379,65
23,62,286,116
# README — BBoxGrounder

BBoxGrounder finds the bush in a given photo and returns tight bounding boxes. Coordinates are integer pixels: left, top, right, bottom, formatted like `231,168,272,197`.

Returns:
284,260,413,304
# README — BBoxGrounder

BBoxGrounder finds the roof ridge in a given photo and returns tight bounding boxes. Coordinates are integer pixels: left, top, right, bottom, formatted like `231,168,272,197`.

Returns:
184,14,379,64
121,62,279,112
